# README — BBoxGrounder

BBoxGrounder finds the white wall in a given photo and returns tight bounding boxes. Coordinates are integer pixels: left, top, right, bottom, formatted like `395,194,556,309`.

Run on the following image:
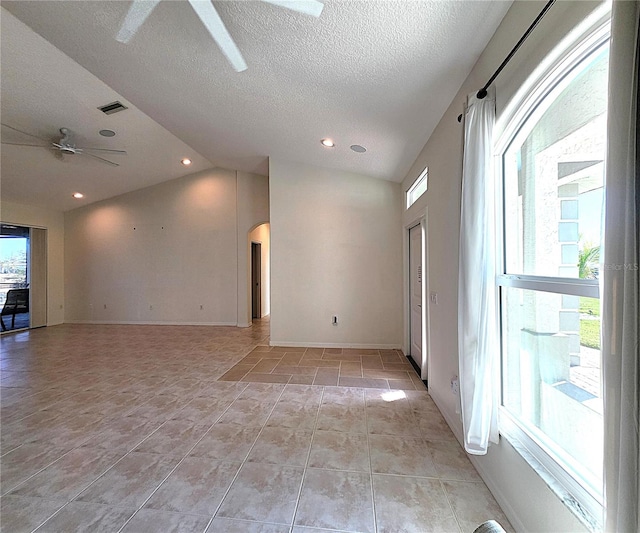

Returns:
65,167,267,325
270,158,402,348
0,201,65,326
401,1,605,531
237,172,270,327
249,223,270,319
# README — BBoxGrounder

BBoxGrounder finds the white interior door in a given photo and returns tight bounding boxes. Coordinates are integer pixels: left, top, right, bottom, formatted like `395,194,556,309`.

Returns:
409,224,423,370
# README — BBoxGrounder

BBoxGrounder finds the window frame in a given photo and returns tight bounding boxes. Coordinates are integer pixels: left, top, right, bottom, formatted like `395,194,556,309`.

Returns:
406,166,428,209
494,16,611,527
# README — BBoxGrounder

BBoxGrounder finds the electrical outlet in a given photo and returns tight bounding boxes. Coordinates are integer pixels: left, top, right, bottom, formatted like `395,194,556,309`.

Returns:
451,376,459,395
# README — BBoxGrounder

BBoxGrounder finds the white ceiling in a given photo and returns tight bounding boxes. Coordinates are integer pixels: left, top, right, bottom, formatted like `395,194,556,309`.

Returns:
1,0,512,212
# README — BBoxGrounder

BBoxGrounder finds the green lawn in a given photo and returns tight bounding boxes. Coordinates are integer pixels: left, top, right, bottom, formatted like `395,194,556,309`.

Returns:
580,319,601,349
579,297,600,317
579,297,601,349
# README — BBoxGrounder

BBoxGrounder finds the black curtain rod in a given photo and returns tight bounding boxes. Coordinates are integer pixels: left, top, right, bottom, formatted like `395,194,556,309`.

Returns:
457,0,556,123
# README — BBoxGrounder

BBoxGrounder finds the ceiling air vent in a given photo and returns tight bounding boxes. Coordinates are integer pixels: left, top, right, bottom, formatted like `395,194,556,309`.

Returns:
98,101,128,115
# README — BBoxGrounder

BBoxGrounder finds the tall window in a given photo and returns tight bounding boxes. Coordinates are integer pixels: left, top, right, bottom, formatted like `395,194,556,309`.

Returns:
498,35,609,520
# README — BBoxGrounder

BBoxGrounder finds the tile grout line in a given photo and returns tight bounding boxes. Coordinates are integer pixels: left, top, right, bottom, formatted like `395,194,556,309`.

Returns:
228,347,424,392
200,381,290,533
3,441,88,499
364,389,379,533
0,442,24,459
439,478,465,533
410,390,465,533
26,390,223,533
110,382,252,533
4,327,503,533
289,383,326,530
0,389,93,427
25,427,167,533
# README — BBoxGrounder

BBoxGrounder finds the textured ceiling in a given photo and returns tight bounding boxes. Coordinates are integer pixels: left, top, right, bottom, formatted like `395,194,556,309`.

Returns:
1,0,512,212
1,9,214,212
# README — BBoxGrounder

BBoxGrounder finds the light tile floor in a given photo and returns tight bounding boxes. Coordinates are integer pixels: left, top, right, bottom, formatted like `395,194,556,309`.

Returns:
0,319,513,533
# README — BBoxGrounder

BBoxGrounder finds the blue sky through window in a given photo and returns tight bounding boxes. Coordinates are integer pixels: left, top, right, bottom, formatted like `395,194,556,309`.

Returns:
0,238,27,262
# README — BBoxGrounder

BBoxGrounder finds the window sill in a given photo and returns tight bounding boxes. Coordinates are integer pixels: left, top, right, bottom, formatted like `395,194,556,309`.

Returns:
499,409,603,532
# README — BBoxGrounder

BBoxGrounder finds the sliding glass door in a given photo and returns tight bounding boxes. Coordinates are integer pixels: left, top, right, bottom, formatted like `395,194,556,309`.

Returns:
0,223,47,332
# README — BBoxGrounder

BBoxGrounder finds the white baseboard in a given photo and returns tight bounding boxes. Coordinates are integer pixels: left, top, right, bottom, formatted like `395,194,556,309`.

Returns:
429,389,525,533
65,320,238,326
429,388,465,444
469,448,526,533
269,341,401,349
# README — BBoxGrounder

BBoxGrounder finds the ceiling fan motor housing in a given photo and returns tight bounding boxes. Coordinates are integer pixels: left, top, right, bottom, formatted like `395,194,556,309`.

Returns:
58,127,77,153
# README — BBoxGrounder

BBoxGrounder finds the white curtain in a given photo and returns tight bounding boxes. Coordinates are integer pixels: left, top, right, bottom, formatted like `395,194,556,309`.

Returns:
458,89,499,455
602,1,640,531
29,227,47,328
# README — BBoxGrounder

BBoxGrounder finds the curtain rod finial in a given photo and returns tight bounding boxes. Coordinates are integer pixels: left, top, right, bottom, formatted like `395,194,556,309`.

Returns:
477,88,488,99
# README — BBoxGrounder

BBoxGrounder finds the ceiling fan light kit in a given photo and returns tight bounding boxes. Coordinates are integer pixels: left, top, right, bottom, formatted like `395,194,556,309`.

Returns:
117,0,324,72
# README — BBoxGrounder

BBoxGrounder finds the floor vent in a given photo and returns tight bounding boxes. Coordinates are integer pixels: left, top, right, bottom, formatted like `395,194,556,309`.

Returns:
98,101,128,115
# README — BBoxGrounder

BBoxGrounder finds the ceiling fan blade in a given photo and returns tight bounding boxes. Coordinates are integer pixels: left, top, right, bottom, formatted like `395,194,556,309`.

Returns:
262,0,324,17
188,0,247,72
81,152,120,167
80,147,127,154
1,141,48,148
1,123,50,142
116,0,162,43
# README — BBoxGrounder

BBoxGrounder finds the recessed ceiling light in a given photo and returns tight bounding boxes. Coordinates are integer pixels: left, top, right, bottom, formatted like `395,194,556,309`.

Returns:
99,129,116,137
321,138,335,148
72,192,84,199
350,144,367,153
181,158,192,166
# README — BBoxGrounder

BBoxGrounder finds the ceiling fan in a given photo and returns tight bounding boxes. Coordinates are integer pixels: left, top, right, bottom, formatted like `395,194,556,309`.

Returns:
116,0,325,72
1,124,127,167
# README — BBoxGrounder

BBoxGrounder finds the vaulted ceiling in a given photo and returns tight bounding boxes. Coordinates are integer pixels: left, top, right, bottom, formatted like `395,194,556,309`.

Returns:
1,1,512,212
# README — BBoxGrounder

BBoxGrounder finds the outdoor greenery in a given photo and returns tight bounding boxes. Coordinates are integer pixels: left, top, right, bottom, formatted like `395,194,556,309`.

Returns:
579,296,600,349
578,242,600,279
578,242,601,349
580,319,601,349
579,297,600,317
